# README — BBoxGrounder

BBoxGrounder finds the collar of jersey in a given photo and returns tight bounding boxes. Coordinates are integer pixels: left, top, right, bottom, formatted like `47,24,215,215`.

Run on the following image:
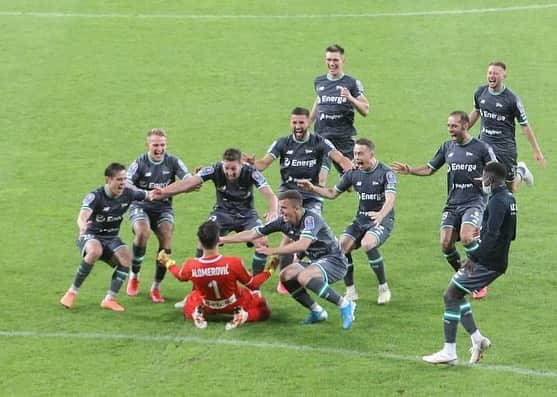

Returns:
457,136,473,147
326,73,345,81
103,185,120,198
292,133,311,143
198,254,223,264
147,153,166,165
488,85,507,96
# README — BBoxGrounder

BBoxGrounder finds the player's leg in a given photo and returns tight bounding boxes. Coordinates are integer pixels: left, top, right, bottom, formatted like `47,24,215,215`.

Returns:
60,237,102,308
150,215,174,303
243,213,267,274
298,258,355,329
361,219,393,304
276,235,295,294
127,207,150,296
339,233,357,300
460,207,486,299
422,276,465,364
280,263,324,321
101,240,132,311
440,208,461,271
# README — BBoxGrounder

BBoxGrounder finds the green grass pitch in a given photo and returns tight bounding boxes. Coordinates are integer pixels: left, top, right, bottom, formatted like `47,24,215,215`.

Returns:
1,1,557,395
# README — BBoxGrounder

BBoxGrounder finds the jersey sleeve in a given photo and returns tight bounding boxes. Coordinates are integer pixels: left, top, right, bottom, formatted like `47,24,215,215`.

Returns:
230,257,252,285
196,164,216,183
351,78,365,98
300,214,322,241
267,138,283,159
251,168,269,189
168,259,193,281
174,157,191,180
128,187,148,201
335,171,353,193
322,138,337,157
482,142,497,164
473,86,482,111
126,160,140,186
513,96,529,126
384,169,397,195
256,218,283,236
80,191,98,211
427,143,446,171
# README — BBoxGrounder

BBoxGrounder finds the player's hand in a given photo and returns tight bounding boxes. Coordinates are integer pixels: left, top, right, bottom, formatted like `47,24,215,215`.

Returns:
391,162,411,175
338,86,354,101
265,211,278,222
194,165,203,174
366,211,385,226
256,246,274,256
150,188,166,201
534,151,547,168
297,179,314,192
157,250,175,269
242,152,256,165
265,256,280,274
462,259,477,273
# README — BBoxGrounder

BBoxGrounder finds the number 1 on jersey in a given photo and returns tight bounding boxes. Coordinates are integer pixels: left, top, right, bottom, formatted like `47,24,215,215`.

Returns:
208,280,221,299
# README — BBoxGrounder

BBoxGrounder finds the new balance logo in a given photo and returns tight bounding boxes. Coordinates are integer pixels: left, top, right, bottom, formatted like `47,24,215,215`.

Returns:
286,150,294,155
496,102,503,108
466,152,474,156
162,170,171,174
103,207,111,212
448,152,454,158
145,172,152,177
305,150,313,154
355,181,362,186
480,99,486,104
319,86,325,91
372,181,379,185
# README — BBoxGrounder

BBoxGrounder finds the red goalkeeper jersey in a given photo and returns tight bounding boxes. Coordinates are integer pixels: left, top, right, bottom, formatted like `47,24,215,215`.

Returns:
168,254,270,309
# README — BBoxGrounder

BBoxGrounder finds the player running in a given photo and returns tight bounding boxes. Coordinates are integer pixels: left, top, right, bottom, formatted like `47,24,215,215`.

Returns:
60,163,149,312
392,111,496,299
310,44,369,174
126,128,192,303
469,61,545,192
298,138,396,304
423,162,517,365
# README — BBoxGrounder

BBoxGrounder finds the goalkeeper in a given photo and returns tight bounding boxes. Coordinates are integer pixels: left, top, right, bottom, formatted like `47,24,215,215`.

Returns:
157,221,277,330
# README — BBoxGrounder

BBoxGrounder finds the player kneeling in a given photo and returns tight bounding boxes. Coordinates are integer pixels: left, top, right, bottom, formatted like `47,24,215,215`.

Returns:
157,221,277,330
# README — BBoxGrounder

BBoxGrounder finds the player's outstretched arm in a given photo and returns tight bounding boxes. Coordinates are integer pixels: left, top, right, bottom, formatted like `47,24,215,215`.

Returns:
297,179,340,199
521,125,546,168
220,229,260,244
154,175,204,199
253,153,275,172
257,237,312,257
391,162,433,176
330,150,353,173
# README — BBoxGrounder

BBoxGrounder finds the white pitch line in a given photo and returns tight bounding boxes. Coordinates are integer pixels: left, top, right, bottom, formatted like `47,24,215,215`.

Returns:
1,330,556,379
0,4,556,19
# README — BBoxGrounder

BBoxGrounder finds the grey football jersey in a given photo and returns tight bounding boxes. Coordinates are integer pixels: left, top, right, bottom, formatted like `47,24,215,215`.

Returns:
268,133,336,200
473,85,528,155
428,137,497,206
81,186,147,236
335,162,396,216
313,74,365,141
127,153,190,210
197,162,268,212
256,209,343,261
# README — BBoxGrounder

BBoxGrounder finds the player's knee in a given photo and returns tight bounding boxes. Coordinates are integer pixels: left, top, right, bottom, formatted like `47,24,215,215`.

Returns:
444,284,462,303
440,240,454,253
460,232,476,245
134,227,151,245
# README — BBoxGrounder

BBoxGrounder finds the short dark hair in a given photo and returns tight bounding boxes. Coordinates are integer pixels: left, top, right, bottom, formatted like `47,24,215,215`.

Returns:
278,190,303,207
222,148,242,162
291,107,310,117
489,61,507,70
449,110,470,125
197,221,220,249
484,161,507,183
326,44,344,55
104,163,126,177
355,138,375,151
